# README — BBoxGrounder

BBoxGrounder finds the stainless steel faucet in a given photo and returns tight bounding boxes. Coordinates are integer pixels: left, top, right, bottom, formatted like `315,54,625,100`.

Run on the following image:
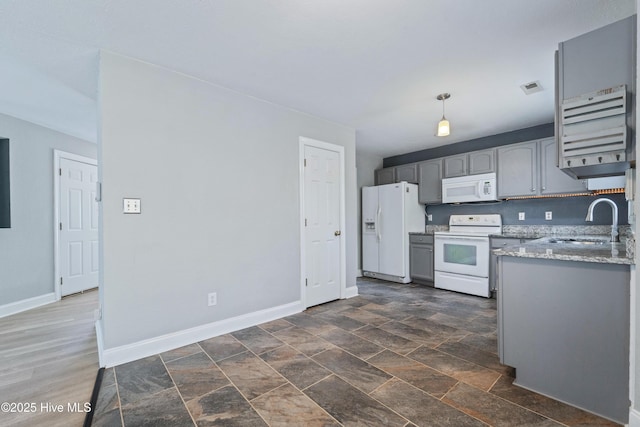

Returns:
585,198,619,242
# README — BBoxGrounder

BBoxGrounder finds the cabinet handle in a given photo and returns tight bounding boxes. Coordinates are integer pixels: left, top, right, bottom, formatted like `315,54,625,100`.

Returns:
334,230,341,236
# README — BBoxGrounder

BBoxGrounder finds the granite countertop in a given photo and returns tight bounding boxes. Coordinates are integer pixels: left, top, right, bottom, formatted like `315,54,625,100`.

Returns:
494,235,634,265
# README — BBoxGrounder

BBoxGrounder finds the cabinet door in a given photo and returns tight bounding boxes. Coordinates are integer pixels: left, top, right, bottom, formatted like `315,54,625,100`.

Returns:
497,141,538,197
539,138,587,195
410,243,434,282
375,168,395,185
469,149,496,175
417,159,443,204
395,164,418,183
443,155,467,178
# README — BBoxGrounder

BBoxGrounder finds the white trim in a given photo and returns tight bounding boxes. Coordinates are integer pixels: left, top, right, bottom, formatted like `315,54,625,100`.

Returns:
357,269,363,277
299,137,346,308
344,286,359,299
101,300,303,368
53,150,98,301
0,292,56,318
95,320,105,368
629,408,640,427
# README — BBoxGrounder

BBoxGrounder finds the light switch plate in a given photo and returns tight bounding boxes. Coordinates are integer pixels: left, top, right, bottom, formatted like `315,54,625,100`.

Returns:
518,212,525,221
123,198,141,214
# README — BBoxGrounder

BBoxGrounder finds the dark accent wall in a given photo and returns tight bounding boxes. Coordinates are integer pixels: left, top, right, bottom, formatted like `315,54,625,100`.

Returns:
384,123,554,167
425,194,628,226
0,139,9,228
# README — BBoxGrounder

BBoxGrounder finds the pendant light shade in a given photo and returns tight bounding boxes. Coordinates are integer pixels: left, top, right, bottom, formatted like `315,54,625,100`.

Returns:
436,93,451,137
437,118,450,137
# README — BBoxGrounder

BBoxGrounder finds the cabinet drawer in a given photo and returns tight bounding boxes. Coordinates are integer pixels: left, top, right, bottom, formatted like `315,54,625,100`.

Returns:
410,234,433,244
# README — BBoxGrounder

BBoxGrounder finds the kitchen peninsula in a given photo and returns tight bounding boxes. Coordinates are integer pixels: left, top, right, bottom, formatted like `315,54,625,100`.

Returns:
494,236,633,424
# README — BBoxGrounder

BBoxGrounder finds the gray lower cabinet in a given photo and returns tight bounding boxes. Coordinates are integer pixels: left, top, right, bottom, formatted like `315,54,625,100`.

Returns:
489,237,533,293
409,234,433,284
417,159,443,204
497,138,587,198
498,256,630,424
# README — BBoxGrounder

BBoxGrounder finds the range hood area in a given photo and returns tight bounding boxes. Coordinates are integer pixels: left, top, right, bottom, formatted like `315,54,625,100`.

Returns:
555,15,636,180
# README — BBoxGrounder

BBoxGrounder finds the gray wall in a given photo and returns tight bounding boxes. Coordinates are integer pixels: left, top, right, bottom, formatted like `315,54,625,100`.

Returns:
98,51,357,349
0,113,96,306
384,123,554,167
356,151,383,272
426,194,628,226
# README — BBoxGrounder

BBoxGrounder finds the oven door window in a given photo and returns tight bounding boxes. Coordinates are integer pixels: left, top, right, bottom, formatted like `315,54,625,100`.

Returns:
443,243,477,266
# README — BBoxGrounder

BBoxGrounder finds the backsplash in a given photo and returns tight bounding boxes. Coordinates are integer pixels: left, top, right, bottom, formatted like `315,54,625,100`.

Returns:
424,193,629,226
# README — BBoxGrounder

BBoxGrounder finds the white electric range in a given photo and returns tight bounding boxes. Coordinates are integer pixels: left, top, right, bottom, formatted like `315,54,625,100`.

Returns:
433,214,502,298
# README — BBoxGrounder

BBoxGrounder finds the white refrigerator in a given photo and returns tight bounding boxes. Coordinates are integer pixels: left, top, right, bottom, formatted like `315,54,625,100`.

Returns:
362,182,425,283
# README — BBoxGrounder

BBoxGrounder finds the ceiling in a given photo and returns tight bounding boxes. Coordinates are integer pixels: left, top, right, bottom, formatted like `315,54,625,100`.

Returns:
0,0,636,158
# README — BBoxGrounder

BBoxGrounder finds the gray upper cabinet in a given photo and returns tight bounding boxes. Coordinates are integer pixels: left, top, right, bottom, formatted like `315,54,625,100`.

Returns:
375,168,395,185
395,163,418,183
443,155,467,178
468,149,496,175
498,138,588,198
497,141,538,198
444,149,496,178
418,159,443,204
557,15,636,178
375,164,418,185
539,138,587,195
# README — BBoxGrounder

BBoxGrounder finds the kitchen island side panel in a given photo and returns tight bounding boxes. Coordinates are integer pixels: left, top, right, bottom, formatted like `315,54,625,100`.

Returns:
499,256,630,423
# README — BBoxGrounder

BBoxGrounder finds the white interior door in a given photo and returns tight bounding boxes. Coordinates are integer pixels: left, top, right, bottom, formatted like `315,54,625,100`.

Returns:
59,158,99,296
304,144,342,307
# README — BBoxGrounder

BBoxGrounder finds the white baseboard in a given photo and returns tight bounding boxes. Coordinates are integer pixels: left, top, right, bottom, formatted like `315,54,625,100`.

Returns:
101,300,304,368
629,408,640,427
344,285,359,299
0,292,57,318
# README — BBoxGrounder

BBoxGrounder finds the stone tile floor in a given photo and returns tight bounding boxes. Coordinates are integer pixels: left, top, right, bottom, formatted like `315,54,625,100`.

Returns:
91,278,620,426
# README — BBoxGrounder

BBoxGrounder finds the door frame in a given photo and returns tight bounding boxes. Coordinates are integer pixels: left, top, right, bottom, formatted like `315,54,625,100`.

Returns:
53,150,98,301
299,137,346,308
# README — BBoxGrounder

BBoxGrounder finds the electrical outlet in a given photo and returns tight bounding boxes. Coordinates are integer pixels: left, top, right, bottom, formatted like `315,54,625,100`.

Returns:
545,211,553,220
208,292,217,306
518,212,525,221
427,214,433,221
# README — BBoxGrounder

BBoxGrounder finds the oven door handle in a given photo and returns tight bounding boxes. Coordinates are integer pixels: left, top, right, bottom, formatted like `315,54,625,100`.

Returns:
436,236,488,243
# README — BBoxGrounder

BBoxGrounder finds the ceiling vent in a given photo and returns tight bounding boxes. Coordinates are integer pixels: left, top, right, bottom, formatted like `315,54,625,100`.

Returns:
520,80,543,95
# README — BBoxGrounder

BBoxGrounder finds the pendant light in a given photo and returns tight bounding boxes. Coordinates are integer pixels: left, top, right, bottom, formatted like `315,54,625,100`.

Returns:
436,93,451,137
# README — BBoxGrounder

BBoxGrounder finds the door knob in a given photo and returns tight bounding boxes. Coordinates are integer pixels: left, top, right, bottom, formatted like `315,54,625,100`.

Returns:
334,230,341,236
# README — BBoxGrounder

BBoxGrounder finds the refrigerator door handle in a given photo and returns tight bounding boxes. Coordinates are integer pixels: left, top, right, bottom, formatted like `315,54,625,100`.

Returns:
376,205,382,241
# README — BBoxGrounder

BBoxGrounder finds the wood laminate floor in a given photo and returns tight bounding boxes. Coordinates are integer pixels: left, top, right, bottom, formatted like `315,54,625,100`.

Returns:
0,290,99,427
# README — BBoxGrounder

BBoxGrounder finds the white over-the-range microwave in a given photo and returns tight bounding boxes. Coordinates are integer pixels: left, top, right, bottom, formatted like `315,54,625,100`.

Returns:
441,172,498,203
